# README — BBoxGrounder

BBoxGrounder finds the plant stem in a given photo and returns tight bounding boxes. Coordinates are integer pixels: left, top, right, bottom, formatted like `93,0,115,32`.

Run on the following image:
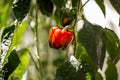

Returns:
73,0,89,55
73,0,81,55
27,48,40,71
35,2,39,61
35,3,43,79
80,0,89,11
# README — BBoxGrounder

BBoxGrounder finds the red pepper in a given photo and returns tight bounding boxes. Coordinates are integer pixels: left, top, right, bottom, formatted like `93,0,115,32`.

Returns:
48,26,74,50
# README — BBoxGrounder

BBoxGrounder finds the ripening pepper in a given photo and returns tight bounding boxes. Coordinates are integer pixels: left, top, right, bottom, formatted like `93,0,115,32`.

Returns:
48,26,74,50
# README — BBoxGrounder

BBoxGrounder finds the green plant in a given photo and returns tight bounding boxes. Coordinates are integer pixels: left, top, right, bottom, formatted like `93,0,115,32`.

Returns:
0,0,120,80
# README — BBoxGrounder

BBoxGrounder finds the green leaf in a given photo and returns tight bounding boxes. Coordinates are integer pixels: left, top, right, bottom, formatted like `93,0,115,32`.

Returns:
75,44,103,80
12,0,31,22
77,21,106,69
56,58,87,80
2,50,20,80
1,24,15,65
9,48,29,80
75,43,98,70
105,59,118,80
109,0,120,15
114,44,120,64
12,20,28,45
54,8,76,26
1,20,27,66
95,0,105,16
52,0,67,8
53,0,77,26
71,0,79,7
75,44,92,65
37,0,53,17
95,72,103,80
56,53,100,80
56,55,95,80
0,4,12,27
86,72,92,80
1,24,15,43
103,28,119,61
78,61,96,80
56,61,78,80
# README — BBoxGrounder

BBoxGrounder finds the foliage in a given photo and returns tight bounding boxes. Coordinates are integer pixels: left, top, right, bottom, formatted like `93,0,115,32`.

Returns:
2,50,20,80
77,20,106,69
0,0,120,80
109,0,120,15
12,0,31,22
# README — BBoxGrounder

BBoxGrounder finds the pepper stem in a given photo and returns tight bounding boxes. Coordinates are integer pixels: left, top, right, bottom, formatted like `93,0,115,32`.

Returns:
63,25,74,32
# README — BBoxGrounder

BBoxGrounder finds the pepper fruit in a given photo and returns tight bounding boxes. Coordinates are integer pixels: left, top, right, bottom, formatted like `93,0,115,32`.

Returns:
48,26,74,50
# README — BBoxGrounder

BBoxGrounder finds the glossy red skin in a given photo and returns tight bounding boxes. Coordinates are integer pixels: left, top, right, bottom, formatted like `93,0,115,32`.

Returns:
49,26,74,50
